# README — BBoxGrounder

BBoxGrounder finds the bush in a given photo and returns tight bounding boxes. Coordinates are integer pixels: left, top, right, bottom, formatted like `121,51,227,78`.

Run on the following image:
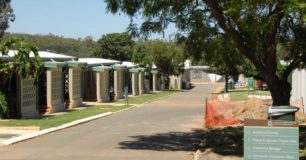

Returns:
0,91,9,119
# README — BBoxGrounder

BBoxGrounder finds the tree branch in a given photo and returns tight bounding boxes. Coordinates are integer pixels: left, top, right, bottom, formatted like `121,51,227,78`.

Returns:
202,0,265,72
265,0,285,73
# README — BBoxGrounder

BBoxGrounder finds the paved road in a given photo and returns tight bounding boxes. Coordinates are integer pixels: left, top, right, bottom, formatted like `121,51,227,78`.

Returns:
0,84,219,160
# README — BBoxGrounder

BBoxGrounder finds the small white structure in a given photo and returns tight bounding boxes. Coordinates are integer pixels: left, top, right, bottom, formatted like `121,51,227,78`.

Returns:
291,68,306,111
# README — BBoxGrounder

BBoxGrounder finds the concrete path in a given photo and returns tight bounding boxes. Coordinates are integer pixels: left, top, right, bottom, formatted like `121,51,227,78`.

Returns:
0,83,220,160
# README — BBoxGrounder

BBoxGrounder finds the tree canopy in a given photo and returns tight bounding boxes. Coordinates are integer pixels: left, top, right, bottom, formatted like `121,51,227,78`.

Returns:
93,32,135,61
104,0,306,105
0,0,14,39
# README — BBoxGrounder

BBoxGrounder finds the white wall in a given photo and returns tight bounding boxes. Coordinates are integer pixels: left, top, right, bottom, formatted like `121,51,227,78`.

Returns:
291,69,306,111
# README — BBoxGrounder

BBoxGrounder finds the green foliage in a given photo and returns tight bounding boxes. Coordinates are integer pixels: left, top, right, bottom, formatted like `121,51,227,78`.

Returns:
132,42,153,71
0,0,14,39
147,40,186,87
0,38,42,83
2,33,97,57
0,91,9,118
93,32,135,61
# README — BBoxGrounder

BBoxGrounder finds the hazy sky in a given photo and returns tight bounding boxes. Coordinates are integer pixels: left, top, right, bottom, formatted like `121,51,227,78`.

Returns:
7,0,176,40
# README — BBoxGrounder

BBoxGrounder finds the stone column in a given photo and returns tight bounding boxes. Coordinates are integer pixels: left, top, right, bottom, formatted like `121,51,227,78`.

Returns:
138,70,145,95
16,77,39,118
96,71,110,102
114,69,124,100
68,67,82,108
131,71,139,96
46,67,64,113
152,71,158,92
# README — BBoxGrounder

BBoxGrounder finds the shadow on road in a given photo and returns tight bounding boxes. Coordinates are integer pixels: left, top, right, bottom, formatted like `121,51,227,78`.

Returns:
118,127,243,157
199,127,243,156
118,129,203,152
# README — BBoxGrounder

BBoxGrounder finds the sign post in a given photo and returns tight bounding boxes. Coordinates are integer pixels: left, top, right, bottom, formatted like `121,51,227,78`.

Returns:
244,119,299,160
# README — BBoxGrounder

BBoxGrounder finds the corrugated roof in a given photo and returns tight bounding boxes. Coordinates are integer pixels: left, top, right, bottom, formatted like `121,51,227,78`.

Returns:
78,58,120,65
1,50,76,59
122,61,138,68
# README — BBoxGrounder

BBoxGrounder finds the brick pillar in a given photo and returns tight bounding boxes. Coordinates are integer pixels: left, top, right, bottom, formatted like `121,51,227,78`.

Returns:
131,72,139,96
152,72,157,92
138,71,144,95
96,71,110,102
68,67,82,108
46,68,64,113
114,70,124,100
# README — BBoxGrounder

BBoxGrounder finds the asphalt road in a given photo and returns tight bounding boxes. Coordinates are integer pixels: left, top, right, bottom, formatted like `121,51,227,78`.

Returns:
0,83,219,160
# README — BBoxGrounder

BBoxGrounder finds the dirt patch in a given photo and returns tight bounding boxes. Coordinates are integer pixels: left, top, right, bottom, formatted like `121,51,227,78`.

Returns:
223,98,272,120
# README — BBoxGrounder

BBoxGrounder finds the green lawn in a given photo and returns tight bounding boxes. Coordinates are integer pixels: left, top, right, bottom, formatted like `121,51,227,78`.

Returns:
0,90,179,129
0,105,130,130
121,90,180,104
222,89,271,101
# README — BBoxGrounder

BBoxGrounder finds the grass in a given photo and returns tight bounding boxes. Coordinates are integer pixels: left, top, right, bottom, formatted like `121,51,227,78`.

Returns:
121,90,180,104
221,89,271,101
0,90,179,129
0,105,130,130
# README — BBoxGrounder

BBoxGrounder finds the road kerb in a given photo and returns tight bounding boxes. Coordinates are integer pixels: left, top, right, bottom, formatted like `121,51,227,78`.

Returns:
3,112,113,146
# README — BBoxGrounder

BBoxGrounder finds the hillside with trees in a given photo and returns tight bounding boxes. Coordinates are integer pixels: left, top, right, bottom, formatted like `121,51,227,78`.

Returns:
2,33,97,57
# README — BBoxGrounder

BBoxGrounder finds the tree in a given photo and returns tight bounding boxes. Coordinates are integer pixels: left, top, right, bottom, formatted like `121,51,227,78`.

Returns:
93,32,135,61
0,0,14,40
0,39,42,118
132,42,152,69
148,40,186,88
104,0,306,105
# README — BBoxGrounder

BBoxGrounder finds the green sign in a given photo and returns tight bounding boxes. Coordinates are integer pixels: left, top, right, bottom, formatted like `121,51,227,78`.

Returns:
244,119,299,160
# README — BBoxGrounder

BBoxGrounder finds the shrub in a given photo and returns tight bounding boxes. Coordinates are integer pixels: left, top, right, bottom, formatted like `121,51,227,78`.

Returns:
0,91,9,119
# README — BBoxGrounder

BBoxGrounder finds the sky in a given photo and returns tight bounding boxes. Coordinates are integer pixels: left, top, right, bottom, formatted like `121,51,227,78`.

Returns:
7,0,176,40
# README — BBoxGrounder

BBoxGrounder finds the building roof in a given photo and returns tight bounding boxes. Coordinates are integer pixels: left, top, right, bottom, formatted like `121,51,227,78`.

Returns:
122,61,138,68
0,50,76,61
78,58,120,66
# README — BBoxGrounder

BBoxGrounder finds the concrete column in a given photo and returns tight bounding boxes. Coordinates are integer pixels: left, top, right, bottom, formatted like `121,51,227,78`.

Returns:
131,72,139,96
68,67,82,108
96,71,110,102
16,77,39,118
152,73,157,92
138,71,145,95
114,70,124,100
46,68,64,113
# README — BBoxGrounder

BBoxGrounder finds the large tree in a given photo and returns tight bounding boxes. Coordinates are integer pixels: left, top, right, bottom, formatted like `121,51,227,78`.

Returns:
0,0,14,40
104,0,306,105
93,32,135,61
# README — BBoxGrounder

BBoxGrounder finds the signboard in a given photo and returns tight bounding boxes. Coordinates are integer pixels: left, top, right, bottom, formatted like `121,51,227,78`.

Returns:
244,119,299,160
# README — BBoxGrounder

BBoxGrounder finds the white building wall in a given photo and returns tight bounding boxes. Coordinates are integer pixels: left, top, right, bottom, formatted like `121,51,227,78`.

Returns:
292,69,306,111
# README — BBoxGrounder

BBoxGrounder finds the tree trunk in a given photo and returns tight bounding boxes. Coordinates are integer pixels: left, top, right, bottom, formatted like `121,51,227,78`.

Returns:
263,74,291,106
224,75,229,93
